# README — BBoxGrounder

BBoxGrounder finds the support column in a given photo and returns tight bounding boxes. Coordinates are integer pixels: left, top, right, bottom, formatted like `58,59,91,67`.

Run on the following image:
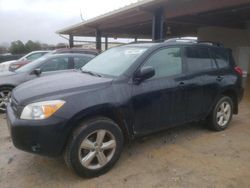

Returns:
96,29,102,51
69,34,74,48
152,7,165,41
105,36,108,50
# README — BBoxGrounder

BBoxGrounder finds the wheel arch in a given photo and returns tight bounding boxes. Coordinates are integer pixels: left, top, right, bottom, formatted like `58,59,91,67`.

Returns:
221,89,238,114
0,84,15,89
62,104,133,153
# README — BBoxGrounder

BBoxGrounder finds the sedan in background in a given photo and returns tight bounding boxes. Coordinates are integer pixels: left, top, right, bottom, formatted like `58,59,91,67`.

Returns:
0,53,95,112
8,51,50,71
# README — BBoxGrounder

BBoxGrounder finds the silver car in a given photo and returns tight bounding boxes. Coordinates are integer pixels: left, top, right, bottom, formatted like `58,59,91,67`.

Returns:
0,53,95,112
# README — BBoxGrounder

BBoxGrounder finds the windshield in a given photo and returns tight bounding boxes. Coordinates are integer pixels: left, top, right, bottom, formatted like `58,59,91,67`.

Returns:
81,46,148,77
15,56,47,73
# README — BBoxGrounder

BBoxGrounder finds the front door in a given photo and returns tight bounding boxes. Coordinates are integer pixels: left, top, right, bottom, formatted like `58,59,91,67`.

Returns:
131,47,188,135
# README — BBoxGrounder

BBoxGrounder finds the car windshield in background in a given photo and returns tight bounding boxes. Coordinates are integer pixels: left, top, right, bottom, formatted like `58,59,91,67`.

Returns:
25,52,47,61
15,56,47,73
81,46,148,77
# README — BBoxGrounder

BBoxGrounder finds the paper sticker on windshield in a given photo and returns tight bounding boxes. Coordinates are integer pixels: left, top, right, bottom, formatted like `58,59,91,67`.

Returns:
124,49,146,55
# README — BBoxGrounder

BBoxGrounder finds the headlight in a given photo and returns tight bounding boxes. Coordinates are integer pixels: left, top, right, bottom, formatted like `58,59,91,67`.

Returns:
20,100,65,120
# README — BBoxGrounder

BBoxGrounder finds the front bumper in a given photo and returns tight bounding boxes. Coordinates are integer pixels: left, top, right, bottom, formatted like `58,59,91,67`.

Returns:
7,104,69,157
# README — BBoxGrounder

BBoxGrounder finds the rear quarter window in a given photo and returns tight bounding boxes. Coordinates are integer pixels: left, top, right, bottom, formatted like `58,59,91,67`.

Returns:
211,48,230,69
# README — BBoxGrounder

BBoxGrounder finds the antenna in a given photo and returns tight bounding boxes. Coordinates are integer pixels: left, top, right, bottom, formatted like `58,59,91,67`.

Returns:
80,9,85,22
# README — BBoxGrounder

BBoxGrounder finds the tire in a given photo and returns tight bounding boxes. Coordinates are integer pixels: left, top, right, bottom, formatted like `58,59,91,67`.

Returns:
0,86,13,113
64,117,124,178
208,96,233,131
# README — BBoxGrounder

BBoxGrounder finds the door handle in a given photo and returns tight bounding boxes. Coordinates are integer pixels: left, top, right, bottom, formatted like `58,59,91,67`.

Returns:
179,81,185,86
216,76,223,81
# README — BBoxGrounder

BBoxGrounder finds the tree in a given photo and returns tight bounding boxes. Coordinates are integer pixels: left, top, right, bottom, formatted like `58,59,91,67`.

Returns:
25,40,41,52
9,40,26,54
9,40,43,54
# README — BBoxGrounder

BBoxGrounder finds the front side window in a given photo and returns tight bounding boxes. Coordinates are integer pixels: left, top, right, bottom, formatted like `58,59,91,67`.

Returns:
185,46,216,73
142,47,182,79
26,52,46,61
41,57,69,72
82,46,148,77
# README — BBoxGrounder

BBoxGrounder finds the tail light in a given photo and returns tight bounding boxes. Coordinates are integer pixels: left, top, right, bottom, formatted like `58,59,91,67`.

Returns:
234,66,243,77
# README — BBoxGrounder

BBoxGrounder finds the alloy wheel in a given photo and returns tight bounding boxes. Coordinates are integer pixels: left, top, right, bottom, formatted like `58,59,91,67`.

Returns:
78,129,116,170
216,101,231,127
0,89,12,112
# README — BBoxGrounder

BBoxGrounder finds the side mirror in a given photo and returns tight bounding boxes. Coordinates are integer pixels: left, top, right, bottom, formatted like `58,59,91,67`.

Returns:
32,68,42,76
134,66,155,84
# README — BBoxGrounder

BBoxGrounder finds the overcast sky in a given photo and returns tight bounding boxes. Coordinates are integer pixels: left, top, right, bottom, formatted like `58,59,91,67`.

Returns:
0,0,137,46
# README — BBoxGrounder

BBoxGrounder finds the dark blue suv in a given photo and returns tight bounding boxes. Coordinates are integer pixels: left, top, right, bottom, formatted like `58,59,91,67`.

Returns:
6,39,244,177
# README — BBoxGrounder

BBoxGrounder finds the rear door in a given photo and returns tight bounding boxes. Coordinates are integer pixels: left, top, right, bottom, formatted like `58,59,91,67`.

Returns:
183,46,220,121
131,46,188,134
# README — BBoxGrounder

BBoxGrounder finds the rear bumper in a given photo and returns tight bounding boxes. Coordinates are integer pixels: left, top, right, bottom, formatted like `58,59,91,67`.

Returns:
7,104,69,157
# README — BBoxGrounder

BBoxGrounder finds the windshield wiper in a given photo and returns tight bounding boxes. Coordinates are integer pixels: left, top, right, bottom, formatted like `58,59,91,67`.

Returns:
81,69,102,77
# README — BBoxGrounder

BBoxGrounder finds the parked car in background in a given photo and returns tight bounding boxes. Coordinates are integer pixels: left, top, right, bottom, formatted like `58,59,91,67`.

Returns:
0,53,95,112
8,51,50,71
6,39,244,177
7,48,100,72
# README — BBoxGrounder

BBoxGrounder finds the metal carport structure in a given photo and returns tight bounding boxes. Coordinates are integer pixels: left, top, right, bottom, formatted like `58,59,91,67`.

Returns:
57,0,250,50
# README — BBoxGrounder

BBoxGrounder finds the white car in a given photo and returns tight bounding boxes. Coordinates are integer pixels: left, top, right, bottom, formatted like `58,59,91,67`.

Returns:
0,51,50,72
0,60,15,72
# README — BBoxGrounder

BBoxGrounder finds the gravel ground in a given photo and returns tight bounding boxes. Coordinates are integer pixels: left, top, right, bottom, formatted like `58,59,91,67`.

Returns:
0,91,250,188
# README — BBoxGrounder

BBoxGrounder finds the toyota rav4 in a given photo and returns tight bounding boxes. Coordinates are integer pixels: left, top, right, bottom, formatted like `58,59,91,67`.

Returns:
6,39,244,177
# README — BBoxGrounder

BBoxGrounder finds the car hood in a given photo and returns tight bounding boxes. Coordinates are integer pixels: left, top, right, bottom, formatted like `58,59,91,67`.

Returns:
0,71,26,86
0,60,17,64
13,71,113,105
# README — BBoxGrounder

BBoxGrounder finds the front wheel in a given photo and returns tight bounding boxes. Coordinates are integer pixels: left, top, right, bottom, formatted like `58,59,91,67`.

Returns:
0,87,13,113
208,96,233,131
64,117,124,178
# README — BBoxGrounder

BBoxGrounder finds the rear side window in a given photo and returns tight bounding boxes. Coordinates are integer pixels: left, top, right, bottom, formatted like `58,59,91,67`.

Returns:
185,47,216,73
211,48,229,69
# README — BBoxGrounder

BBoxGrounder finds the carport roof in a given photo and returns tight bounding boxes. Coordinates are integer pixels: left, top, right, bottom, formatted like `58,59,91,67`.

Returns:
57,0,250,38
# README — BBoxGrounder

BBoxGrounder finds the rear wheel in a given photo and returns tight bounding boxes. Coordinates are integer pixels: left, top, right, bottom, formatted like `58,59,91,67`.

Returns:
64,117,124,177
208,96,233,131
0,87,13,113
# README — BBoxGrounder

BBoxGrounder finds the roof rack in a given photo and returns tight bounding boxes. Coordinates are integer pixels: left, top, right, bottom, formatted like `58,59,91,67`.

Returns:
165,37,197,43
164,37,224,47
128,39,164,44
198,41,224,47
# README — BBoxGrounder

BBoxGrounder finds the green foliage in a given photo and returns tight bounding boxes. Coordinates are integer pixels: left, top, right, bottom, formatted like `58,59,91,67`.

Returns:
9,40,42,54
25,40,42,52
9,40,26,54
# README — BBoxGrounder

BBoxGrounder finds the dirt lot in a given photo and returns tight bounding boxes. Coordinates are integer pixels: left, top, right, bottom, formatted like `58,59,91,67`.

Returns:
0,89,250,188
